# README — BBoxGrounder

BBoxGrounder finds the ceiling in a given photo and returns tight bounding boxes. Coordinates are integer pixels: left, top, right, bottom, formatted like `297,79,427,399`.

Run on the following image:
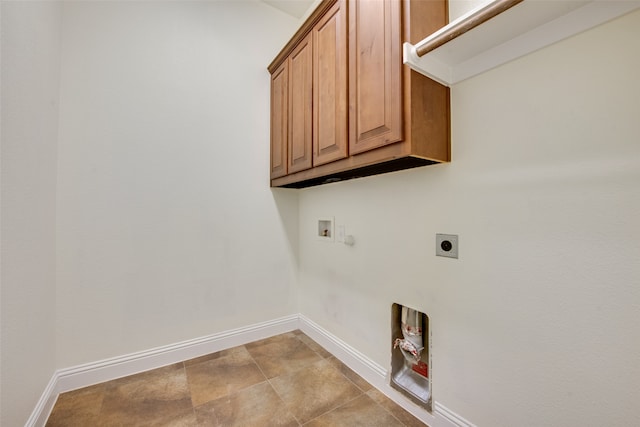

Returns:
261,0,316,19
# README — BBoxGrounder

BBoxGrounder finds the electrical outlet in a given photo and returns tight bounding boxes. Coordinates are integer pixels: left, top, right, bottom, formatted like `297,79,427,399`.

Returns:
436,234,458,258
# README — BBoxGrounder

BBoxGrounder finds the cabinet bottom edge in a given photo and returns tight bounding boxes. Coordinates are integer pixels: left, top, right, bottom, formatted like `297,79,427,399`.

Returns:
271,156,448,189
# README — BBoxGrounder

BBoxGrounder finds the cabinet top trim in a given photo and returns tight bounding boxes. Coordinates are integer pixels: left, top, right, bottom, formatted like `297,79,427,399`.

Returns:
268,0,338,73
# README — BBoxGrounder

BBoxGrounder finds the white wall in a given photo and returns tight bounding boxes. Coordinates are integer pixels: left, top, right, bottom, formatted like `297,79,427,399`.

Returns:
448,0,493,22
298,10,640,427
0,2,62,426
55,1,300,367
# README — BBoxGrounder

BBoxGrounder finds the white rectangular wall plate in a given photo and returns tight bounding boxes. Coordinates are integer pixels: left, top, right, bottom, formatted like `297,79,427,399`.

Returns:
436,234,458,258
336,224,345,243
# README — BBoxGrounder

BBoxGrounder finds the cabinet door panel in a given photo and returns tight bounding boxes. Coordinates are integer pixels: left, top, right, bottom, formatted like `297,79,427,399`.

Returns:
313,0,348,166
288,33,313,173
349,0,403,155
270,62,288,179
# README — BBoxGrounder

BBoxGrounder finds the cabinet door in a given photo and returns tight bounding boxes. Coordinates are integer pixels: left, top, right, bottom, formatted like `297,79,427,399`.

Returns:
349,0,403,155
270,61,288,179
288,33,313,174
313,0,348,166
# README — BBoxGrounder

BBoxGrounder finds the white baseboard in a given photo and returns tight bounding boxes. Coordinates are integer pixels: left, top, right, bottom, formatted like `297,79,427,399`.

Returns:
28,313,472,427
27,315,299,427
24,374,59,427
434,402,477,427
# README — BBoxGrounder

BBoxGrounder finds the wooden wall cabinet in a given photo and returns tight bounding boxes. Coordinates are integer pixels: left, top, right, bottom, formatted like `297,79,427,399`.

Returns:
269,0,450,188
270,33,313,179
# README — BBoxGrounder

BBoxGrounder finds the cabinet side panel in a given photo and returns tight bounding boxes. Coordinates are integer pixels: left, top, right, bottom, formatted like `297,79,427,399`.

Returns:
313,0,348,166
405,0,447,45
410,71,450,161
270,63,288,179
289,34,313,173
349,0,403,155
405,0,450,161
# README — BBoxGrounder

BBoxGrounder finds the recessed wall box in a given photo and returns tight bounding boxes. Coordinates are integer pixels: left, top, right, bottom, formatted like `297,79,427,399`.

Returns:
317,218,334,242
391,303,431,411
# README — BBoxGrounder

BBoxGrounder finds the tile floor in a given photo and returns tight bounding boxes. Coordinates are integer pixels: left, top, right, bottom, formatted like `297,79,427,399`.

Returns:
46,330,427,426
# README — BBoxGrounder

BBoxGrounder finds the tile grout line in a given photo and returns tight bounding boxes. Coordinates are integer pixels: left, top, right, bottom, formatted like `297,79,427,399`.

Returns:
367,390,417,427
293,331,368,426
246,342,304,427
295,331,423,427
201,346,271,419
301,389,366,426
263,376,303,426
182,361,199,424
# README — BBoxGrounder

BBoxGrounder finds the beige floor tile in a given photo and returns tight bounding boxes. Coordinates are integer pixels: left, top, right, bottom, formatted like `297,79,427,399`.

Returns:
304,394,405,427
99,363,192,426
326,356,373,392
184,347,237,367
366,389,427,426
186,345,266,406
45,383,105,427
270,358,362,424
246,332,324,379
148,408,200,427
195,381,299,427
296,333,333,359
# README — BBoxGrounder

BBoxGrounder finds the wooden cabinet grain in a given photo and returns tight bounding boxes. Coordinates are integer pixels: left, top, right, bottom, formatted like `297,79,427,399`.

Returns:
270,61,288,179
349,0,402,155
288,33,313,174
313,0,348,166
269,0,450,188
